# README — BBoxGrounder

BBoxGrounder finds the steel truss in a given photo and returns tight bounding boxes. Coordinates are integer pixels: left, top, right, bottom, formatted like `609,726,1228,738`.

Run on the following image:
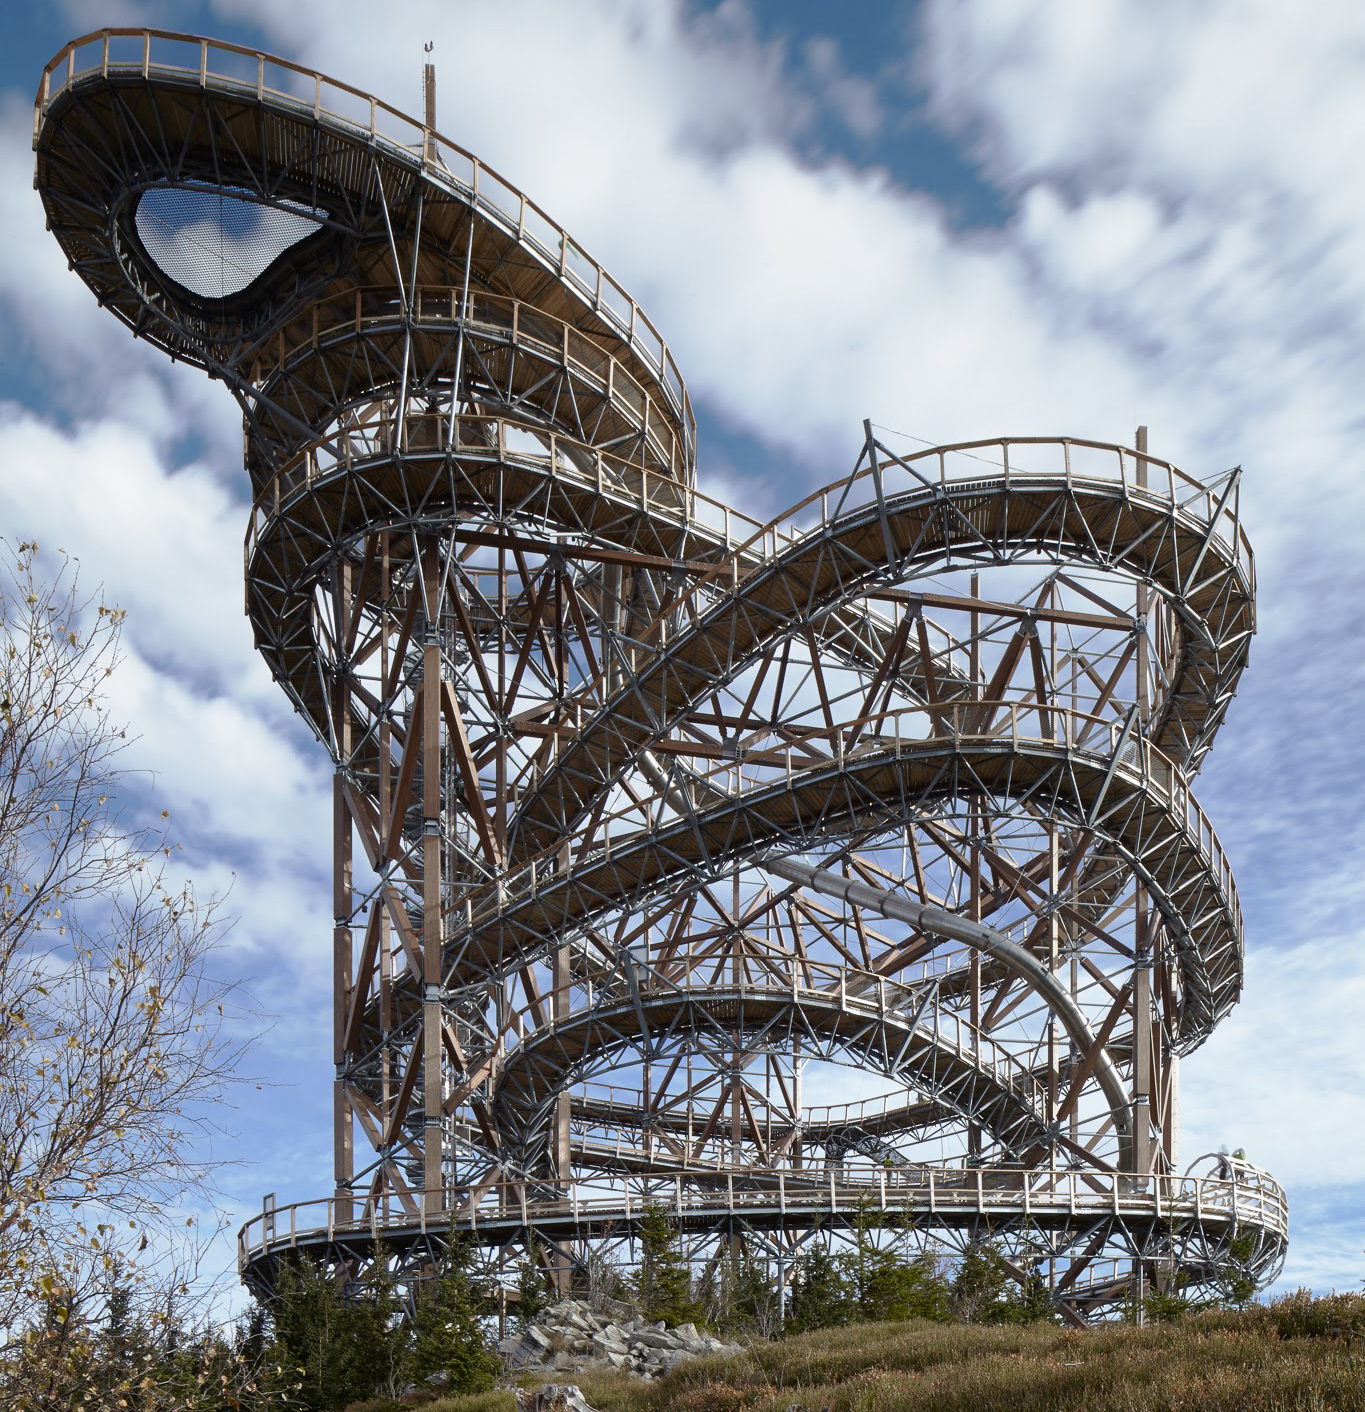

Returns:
34,28,1285,1325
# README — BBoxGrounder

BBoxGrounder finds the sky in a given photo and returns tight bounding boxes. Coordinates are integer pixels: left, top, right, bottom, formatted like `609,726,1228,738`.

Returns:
2,0,1363,1304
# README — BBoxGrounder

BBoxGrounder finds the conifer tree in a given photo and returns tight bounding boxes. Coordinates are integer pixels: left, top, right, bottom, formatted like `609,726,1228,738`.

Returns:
842,1203,950,1324
787,1243,850,1332
709,1247,782,1337
514,1239,551,1332
407,1238,499,1394
264,1254,404,1411
633,1205,704,1327
951,1240,1054,1324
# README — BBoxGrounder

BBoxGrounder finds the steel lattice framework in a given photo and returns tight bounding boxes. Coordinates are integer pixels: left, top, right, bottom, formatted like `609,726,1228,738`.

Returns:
34,29,1286,1325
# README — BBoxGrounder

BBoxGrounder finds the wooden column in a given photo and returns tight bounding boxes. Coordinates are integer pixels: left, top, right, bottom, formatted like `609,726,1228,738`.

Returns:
551,944,572,1186
968,574,982,1164
1164,1051,1179,1168
1132,426,1153,1180
422,547,445,1209
332,561,355,1221
551,836,572,1205
1047,821,1061,1173
378,534,394,1190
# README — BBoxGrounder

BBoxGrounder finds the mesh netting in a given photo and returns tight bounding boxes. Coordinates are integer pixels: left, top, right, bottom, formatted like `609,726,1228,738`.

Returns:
135,186,323,299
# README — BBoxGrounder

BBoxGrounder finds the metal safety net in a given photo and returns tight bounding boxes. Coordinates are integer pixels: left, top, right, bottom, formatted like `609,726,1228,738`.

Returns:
135,185,323,300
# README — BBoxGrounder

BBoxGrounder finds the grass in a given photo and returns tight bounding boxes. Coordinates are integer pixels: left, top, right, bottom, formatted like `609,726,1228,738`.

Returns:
413,1297,1365,1412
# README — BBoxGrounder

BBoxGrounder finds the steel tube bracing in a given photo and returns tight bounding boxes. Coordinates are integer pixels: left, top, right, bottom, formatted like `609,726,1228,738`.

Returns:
35,28,1285,1322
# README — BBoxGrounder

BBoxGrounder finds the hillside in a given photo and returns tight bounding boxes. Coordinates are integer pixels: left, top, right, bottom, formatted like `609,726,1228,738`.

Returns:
406,1296,1365,1412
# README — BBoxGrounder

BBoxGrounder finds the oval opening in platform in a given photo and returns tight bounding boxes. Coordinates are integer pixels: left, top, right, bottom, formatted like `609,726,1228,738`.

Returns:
134,185,324,299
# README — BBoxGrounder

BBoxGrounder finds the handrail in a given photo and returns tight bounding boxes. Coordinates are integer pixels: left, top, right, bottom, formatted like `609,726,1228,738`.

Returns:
489,699,1241,961
491,968,1047,1120
245,429,1249,802
235,1165,1289,1271
803,1087,933,1130
492,433,1255,875
35,28,694,454
688,433,1253,609
249,286,690,483
574,1077,931,1136
244,412,765,571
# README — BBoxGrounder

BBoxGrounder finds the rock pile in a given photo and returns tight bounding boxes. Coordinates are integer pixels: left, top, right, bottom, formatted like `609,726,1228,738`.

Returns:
498,1297,745,1380
513,1386,601,1412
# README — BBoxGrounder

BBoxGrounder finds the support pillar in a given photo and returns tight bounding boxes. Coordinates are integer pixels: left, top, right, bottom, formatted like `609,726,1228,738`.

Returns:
1132,426,1153,1180
333,562,355,1222
422,548,445,1211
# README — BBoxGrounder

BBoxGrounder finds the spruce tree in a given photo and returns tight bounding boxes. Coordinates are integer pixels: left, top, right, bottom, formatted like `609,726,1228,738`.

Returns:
407,1238,499,1393
514,1240,552,1332
265,1254,405,1410
945,1242,1060,1324
841,1204,951,1324
712,1248,781,1337
787,1243,850,1332
633,1205,704,1327
999,1266,1056,1324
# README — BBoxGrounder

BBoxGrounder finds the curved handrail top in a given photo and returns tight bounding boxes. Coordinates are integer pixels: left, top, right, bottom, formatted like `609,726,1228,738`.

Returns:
492,972,1043,1104
574,1077,931,1134
35,27,693,447
509,434,1255,858
244,414,740,563
235,1165,1289,1270
493,698,1242,945
694,434,1253,604
432,700,1243,1054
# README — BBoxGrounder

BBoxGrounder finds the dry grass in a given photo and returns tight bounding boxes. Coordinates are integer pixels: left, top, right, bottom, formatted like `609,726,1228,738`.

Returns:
419,1367,648,1412
419,1302,1365,1412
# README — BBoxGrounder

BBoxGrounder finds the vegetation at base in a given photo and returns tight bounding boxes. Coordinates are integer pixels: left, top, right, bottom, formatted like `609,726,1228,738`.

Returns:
408,1240,502,1394
704,1246,783,1339
413,1292,1365,1412
653,1202,1054,1340
632,1206,705,1329
0,1230,509,1411
786,1204,955,1332
513,1241,551,1333
780,1206,1051,1336
263,1254,408,1408
262,1239,501,1411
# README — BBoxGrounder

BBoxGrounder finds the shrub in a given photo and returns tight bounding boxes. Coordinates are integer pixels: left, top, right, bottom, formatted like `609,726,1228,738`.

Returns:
842,1200,952,1326
706,1248,783,1338
1263,1288,1365,1340
514,1240,551,1333
1140,1285,1200,1323
949,1241,1053,1324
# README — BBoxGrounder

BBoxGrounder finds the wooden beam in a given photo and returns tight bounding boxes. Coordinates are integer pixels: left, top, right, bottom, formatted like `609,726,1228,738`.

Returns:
440,681,504,866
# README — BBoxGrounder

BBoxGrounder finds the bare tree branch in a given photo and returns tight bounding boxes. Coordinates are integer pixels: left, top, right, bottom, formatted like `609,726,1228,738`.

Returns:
0,540,251,1358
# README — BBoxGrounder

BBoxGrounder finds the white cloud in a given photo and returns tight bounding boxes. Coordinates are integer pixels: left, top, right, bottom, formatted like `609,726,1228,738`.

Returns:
1180,944,1365,1186
208,0,1156,484
0,96,241,467
920,0,1365,570
0,406,267,694
104,648,330,876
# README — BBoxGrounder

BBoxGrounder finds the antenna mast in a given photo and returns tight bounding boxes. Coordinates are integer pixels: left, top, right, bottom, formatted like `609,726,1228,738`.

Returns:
423,40,436,162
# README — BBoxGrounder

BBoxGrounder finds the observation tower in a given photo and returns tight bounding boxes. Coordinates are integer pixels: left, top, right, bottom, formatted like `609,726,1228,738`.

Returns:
33,29,1285,1324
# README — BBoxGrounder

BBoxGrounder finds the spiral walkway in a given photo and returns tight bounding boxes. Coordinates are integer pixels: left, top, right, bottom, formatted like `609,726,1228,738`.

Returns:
35,28,1284,1323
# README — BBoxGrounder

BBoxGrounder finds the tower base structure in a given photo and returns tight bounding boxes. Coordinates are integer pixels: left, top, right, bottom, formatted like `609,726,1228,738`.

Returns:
34,29,1285,1326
